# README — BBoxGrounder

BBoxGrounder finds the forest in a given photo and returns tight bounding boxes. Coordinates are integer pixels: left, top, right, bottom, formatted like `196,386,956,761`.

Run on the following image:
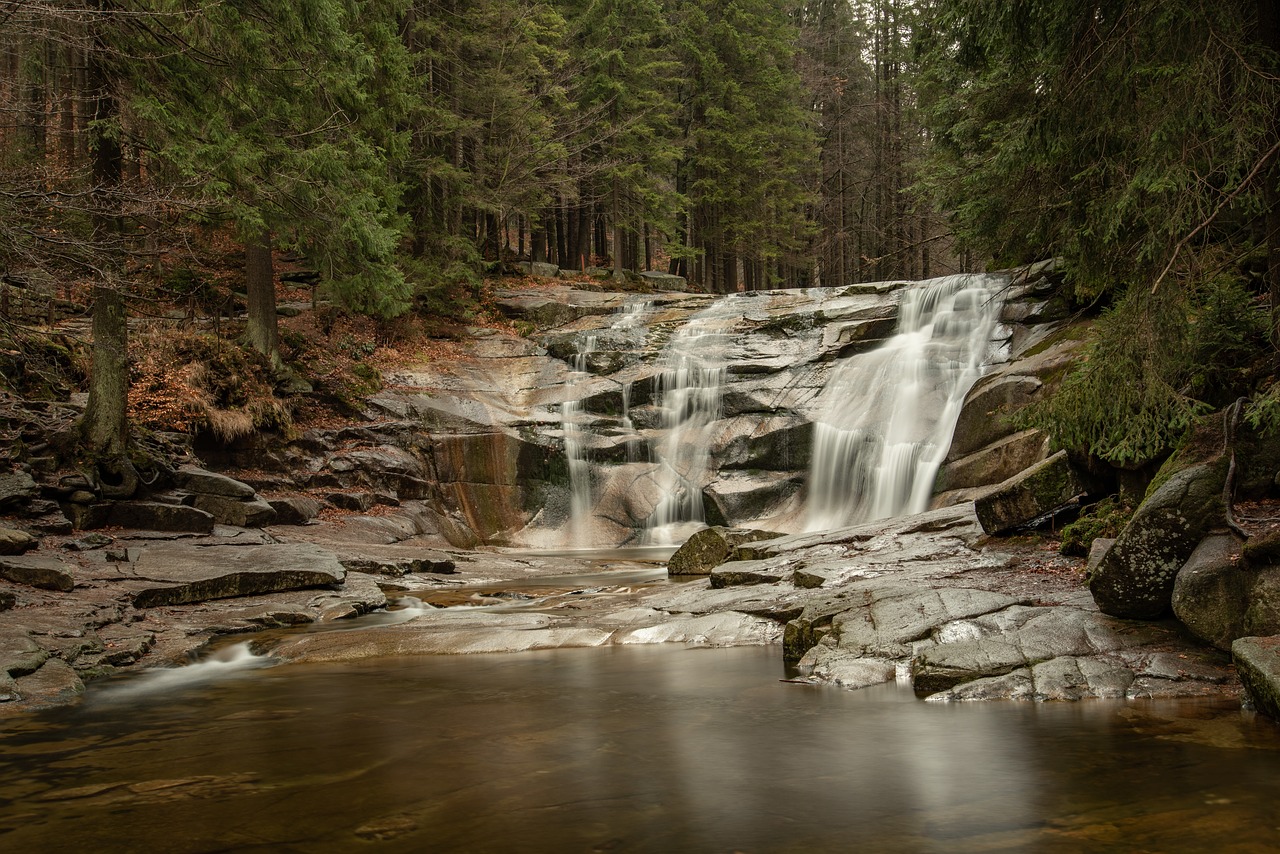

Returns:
1,0,1279,481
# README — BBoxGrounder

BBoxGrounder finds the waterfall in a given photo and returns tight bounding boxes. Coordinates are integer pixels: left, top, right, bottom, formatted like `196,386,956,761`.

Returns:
805,274,1005,531
562,335,596,547
561,298,654,547
644,296,742,544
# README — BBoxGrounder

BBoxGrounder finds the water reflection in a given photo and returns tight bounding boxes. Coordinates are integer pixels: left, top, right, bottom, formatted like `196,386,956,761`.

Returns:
1,645,1277,852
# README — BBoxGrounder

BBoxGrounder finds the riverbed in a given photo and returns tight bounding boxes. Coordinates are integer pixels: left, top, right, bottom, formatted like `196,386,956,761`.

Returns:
2,643,1278,852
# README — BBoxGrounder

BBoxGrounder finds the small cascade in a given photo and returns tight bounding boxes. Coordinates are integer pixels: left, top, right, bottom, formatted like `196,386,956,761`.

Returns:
805,274,1005,531
562,335,597,547
561,298,655,547
644,296,742,544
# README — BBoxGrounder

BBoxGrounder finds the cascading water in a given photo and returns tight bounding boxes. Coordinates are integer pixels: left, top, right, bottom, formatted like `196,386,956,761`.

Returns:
805,273,1005,531
561,298,654,547
644,296,742,544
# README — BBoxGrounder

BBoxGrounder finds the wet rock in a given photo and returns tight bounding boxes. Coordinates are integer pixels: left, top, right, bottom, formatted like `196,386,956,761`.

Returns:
128,543,345,608
9,658,83,707
1090,459,1227,619
190,494,277,528
1233,636,1280,719
667,526,784,576
0,555,75,591
267,495,322,525
911,605,1169,695
702,472,801,527
802,649,898,690
0,527,37,556
793,567,835,589
974,451,1084,534
105,501,215,534
708,560,787,589
338,552,456,576
174,466,256,499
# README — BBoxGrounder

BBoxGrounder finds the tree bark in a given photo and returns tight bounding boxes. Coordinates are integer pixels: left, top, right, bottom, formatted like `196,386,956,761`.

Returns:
82,284,129,458
245,231,280,369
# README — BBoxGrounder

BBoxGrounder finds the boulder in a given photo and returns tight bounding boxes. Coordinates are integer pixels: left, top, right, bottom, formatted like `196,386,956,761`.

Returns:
190,494,277,527
173,466,257,499
129,542,346,607
1171,534,1251,649
516,261,560,279
0,527,37,556
0,470,38,512
638,271,687,291
267,495,322,525
338,552,457,576
974,451,1084,534
1232,636,1280,719
105,501,216,534
702,472,801,527
1,628,49,677
1090,459,1227,619
667,526,783,576
708,560,787,589
0,555,75,591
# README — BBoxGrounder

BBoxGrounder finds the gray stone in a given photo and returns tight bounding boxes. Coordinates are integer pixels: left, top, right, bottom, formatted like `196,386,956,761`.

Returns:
0,591,13,611
974,451,1084,534
267,495,322,525
708,559,787,589
191,494,277,527
0,555,74,591
10,658,83,707
667,527,783,576
65,532,113,551
129,543,346,608
702,472,802,527
792,567,835,589
947,376,1044,461
1172,534,1251,650
1090,459,1227,619
327,492,376,512
105,548,129,562
105,501,216,534
0,527,37,556
1,628,49,678
1086,537,1115,576
174,466,257,499
0,470,38,511
516,261,560,279
338,552,457,576
1234,636,1280,718
638,270,687,291
934,429,1050,493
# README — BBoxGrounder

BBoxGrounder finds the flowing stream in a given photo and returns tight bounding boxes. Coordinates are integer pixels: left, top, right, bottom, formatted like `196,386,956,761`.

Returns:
3,644,1277,852
806,273,1005,531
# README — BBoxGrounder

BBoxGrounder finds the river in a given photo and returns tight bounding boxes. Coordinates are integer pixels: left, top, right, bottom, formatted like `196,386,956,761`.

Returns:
2,642,1278,852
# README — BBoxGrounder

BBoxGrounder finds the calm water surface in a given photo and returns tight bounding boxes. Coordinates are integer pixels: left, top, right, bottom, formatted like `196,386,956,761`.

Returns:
2,644,1278,853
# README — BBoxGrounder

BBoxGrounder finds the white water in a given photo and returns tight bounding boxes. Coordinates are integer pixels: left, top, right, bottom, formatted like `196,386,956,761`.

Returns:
805,274,1005,531
562,299,654,547
644,296,743,544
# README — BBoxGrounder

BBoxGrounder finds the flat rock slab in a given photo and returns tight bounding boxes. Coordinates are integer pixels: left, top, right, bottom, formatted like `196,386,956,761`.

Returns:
128,543,346,608
1233,636,1280,719
0,555,75,592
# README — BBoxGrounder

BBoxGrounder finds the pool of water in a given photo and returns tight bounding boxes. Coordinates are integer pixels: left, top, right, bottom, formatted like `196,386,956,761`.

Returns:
2,645,1278,852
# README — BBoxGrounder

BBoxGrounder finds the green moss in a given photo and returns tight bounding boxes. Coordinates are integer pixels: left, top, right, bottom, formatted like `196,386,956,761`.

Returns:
1059,496,1133,556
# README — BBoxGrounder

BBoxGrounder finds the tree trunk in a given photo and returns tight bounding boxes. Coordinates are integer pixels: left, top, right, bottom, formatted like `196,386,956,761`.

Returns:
245,232,280,369
81,285,130,457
